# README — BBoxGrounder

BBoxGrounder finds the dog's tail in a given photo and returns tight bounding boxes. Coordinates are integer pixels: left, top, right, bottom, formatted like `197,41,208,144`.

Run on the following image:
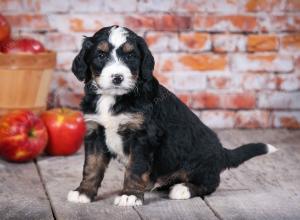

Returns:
223,143,277,168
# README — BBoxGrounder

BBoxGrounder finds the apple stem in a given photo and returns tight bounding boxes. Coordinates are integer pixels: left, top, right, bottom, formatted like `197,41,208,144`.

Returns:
28,129,35,137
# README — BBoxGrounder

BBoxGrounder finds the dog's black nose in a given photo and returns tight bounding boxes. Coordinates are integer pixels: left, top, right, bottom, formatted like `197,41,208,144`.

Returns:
112,74,124,85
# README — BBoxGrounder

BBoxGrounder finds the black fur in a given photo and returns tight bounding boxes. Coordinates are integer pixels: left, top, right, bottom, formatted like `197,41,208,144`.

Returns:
71,26,272,203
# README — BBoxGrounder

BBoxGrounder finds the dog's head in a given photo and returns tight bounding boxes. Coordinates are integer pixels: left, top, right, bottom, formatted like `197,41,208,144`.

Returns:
72,25,155,96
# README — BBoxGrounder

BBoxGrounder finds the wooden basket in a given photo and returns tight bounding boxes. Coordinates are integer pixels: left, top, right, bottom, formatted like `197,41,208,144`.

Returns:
0,51,56,115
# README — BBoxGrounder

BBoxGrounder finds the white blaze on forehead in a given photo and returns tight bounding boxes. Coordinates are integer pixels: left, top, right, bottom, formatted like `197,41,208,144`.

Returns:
109,26,128,48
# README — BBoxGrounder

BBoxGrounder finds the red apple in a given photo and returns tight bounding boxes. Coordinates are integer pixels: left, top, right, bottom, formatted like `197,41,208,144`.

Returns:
40,108,86,156
0,111,48,162
1,38,45,53
0,14,10,43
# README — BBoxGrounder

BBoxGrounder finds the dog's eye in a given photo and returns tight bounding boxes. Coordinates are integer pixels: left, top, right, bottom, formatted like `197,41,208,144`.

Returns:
98,51,107,59
125,52,134,60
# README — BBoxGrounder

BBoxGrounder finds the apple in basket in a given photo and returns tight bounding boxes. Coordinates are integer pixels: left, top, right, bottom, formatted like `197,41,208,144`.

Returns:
1,38,46,53
0,14,10,42
0,14,11,51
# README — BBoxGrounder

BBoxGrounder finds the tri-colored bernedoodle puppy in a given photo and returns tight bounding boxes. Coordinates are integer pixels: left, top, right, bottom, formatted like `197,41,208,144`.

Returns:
67,25,277,206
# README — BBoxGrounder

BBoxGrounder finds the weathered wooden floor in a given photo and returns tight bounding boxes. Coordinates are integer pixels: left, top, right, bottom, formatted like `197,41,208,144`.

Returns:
1,129,300,220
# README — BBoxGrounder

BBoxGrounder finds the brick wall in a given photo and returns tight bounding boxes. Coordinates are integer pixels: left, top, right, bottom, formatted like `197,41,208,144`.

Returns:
1,0,300,128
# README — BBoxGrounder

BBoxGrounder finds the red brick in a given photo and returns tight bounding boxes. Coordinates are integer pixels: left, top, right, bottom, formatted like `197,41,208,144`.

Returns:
0,0,41,13
236,110,270,128
145,32,178,52
156,14,191,31
212,34,246,52
179,32,211,52
231,54,294,73
281,34,300,52
126,14,191,31
200,111,236,128
258,15,300,32
0,0,26,12
125,15,155,30
244,0,285,12
159,53,228,72
208,76,231,89
157,54,174,71
191,92,221,109
176,0,239,13
222,92,256,109
5,14,51,31
247,34,278,52
194,15,257,32
174,0,207,12
44,33,77,51
178,54,227,71
295,55,300,71
285,0,300,11
191,92,256,109
272,111,300,128
258,92,300,109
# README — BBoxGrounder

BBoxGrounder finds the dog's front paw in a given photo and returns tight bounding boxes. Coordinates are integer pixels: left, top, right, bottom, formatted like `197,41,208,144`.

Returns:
67,190,91,203
114,195,143,206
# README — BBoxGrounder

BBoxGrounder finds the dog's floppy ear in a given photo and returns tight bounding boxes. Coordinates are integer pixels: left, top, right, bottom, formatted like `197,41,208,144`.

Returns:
137,36,155,81
72,37,93,82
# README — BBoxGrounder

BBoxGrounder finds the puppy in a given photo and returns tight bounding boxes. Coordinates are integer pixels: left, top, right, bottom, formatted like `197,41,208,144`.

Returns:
67,25,277,206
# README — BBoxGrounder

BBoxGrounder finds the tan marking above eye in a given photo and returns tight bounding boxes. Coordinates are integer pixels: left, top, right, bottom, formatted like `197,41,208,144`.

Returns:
97,41,109,52
123,42,134,53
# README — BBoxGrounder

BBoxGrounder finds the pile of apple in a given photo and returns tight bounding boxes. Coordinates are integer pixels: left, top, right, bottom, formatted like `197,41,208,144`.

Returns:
0,14,86,162
0,14,45,53
0,109,86,162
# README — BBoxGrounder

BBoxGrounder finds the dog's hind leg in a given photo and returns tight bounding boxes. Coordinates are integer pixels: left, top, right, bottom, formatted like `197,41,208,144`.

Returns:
169,174,220,200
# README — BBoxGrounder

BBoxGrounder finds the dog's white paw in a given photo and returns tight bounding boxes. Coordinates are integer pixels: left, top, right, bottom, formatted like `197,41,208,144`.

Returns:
169,183,191,200
67,190,91,203
114,195,143,206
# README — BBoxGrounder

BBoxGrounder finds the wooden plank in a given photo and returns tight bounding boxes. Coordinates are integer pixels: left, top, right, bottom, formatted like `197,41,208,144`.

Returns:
134,192,218,220
205,189,300,220
37,154,141,220
0,160,54,220
204,129,300,220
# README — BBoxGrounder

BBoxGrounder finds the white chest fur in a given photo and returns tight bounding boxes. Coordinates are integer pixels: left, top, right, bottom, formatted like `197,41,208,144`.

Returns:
96,95,124,157
84,95,143,159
